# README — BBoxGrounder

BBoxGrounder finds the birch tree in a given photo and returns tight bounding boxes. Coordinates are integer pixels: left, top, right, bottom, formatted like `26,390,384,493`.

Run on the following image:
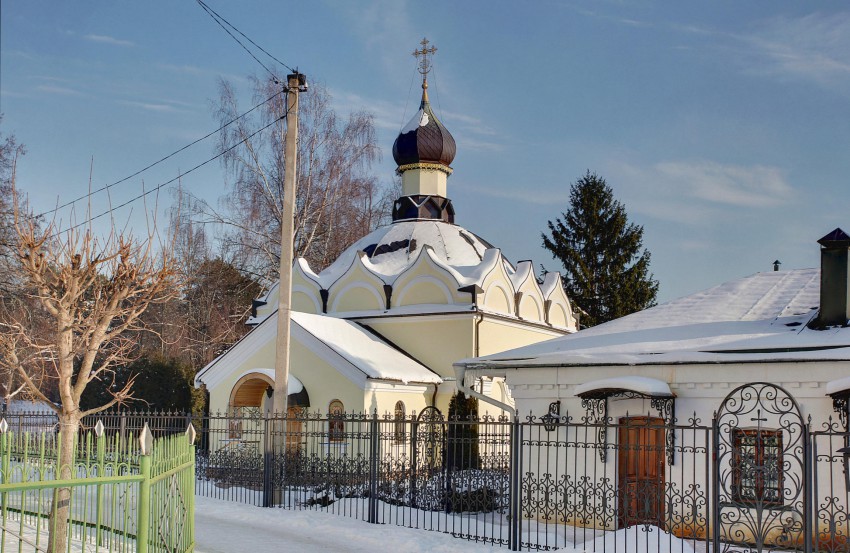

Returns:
190,75,390,285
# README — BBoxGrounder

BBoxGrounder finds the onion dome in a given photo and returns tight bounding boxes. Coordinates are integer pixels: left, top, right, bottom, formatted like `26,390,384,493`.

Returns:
392,84,456,168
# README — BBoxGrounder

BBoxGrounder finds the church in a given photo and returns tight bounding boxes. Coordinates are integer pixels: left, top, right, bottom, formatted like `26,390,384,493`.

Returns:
194,42,578,420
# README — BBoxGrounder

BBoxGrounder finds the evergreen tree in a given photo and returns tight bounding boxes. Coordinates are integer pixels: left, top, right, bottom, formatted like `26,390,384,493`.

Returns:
80,356,197,413
444,392,479,470
542,171,658,327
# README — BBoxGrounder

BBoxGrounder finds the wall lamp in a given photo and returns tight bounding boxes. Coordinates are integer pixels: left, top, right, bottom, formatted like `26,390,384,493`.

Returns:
541,400,561,432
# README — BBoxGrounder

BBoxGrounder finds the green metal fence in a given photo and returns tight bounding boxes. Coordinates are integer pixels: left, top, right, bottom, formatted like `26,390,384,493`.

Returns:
0,419,195,553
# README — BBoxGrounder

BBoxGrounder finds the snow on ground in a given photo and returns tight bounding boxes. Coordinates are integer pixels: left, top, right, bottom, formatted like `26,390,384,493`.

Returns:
194,496,703,553
194,495,491,553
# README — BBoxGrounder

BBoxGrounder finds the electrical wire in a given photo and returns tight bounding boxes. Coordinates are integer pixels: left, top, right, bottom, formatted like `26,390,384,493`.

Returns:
33,90,285,219
51,103,291,237
195,0,295,80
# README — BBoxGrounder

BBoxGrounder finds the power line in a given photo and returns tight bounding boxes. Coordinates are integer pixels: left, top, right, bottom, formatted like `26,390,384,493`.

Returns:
51,103,290,237
195,0,295,80
33,90,285,220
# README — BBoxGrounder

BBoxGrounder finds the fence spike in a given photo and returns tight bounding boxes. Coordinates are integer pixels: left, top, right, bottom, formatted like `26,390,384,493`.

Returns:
186,423,197,444
140,423,153,455
94,420,105,437
0,419,7,434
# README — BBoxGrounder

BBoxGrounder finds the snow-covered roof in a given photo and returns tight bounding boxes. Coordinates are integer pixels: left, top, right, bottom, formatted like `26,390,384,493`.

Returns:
291,311,441,384
826,375,850,396
574,376,673,397
196,309,441,389
301,220,497,288
458,268,850,369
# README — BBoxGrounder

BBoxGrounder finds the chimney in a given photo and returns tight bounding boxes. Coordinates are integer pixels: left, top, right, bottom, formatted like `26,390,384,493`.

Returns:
815,228,850,328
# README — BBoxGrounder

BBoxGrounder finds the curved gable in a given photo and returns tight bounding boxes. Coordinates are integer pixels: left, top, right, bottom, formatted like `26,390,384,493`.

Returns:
481,255,516,316
327,252,388,313
393,246,466,307
540,272,577,330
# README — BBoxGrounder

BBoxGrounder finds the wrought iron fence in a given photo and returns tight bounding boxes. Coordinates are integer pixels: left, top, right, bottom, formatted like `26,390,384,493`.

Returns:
190,398,849,553
9,383,849,553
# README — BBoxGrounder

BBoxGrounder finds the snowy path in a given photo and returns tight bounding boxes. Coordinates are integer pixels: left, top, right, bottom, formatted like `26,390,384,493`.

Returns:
194,496,701,553
194,496,494,553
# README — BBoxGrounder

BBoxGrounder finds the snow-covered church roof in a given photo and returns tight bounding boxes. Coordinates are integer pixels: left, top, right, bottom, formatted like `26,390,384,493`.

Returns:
458,268,850,370
196,310,441,390
299,220,495,288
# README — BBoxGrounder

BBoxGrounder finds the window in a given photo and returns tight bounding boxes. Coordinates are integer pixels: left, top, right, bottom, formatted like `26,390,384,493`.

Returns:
394,401,406,443
328,400,345,442
732,428,783,506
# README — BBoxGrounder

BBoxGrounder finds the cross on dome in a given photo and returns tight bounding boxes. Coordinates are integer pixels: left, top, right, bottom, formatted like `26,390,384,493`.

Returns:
412,38,437,87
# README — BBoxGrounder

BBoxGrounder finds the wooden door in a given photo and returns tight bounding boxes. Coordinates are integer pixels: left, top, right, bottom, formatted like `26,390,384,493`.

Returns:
617,416,665,527
285,406,303,453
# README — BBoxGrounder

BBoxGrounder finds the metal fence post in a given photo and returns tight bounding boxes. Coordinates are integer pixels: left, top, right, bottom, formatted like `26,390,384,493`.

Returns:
263,415,273,508
410,420,418,508
368,411,379,524
0,420,9,547
509,418,522,552
95,421,105,547
804,419,812,553
711,415,719,552
137,444,152,553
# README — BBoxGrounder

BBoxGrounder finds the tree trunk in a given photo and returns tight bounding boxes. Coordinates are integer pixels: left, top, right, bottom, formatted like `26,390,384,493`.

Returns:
47,413,79,553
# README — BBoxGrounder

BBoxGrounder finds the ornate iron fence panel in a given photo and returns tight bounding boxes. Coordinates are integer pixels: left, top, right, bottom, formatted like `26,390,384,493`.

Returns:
518,412,711,551
713,382,810,553
811,422,849,553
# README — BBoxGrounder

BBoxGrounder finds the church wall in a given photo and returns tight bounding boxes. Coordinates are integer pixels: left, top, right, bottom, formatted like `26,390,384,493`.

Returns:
205,332,365,416
477,317,566,357
395,277,453,306
329,283,385,312
496,360,845,531
518,295,543,322
206,335,277,414
364,382,433,418
362,315,475,381
291,288,321,314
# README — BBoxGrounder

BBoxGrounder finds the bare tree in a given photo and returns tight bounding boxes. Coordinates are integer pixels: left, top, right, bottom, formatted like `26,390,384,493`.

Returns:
190,75,389,286
2,193,179,552
0,120,33,408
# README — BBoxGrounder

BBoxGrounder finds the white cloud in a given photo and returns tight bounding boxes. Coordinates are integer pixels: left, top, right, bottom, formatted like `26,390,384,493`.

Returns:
84,34,135,47
738,13,850,86
120,101,181,113
655,161,793,207
337,0,416,72
610,159,794,225
35,85,85,97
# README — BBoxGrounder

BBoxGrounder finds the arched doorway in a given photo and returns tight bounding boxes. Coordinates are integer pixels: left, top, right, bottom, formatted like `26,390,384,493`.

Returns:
228,371,311,450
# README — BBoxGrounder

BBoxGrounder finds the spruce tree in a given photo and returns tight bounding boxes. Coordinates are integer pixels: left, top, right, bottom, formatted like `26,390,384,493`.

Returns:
444,391,479,470
542,171,658,327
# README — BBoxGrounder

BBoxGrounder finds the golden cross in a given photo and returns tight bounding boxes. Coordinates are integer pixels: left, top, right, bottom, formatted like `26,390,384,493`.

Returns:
412,37,438,78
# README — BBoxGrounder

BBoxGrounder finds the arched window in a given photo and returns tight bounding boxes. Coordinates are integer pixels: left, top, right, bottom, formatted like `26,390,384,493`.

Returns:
394,401,406,443
329,399,345,442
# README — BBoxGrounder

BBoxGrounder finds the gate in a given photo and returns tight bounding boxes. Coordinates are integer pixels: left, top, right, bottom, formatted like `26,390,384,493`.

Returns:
713,382,809,552
409,406,445,509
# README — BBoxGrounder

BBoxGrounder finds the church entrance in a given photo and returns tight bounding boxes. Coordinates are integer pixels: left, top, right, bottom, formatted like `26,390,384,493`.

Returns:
228,372,310,453
617,416,665,528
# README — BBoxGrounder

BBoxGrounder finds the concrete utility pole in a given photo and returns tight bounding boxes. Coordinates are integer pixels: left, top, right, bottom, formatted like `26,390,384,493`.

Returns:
273,72,307,416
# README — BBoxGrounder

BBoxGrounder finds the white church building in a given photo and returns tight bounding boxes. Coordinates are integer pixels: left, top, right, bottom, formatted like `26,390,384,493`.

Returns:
194,48,578,422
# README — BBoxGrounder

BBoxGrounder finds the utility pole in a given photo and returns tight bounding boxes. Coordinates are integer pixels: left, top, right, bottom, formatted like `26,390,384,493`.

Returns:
273,72,307,416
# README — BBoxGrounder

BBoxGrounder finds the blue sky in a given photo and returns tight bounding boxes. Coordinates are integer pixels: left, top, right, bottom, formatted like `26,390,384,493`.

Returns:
3,1,850,302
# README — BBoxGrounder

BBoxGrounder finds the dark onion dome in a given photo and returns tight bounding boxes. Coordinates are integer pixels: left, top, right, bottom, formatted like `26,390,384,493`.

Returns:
392,86,456,168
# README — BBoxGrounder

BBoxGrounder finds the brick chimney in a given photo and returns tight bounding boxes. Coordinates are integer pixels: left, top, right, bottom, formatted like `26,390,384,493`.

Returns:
814,228,850,328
